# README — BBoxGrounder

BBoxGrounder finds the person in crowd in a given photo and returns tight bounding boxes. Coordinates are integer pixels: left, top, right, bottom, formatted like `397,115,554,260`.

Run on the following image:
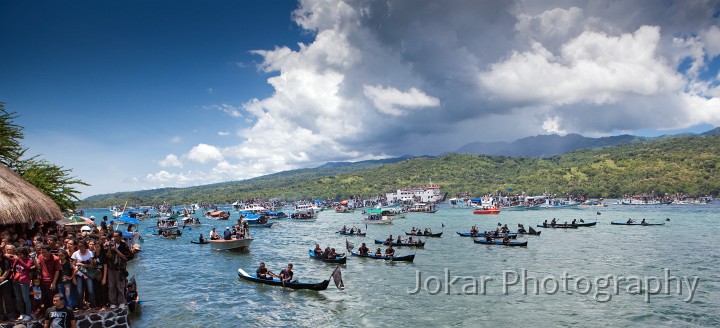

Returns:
0,244,17,321
56,250,76,311
89,240,108,309
12,246,35,321
37,245,60,310
30,278,43,316
44,294,76,328
125,282,139,314
106,232,130,309
71,240,95,309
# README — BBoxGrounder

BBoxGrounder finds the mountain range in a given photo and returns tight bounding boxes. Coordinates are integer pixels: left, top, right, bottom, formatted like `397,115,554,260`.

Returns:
455,127,720,157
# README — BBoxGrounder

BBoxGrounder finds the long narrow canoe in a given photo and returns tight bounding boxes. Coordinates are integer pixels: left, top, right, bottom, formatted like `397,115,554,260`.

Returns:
374,240,425,247
237,268,330,291
190,240,209,245
610,222,665,226
571,222,597,227
536,224,579,229
308,250,347,264
473,239,528,246
405,231,443,238
337,231,367,236
456,232,518,238
349,250,415,262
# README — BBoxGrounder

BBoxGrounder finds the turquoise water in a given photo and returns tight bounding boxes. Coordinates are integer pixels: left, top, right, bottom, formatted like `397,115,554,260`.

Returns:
82,204,720,327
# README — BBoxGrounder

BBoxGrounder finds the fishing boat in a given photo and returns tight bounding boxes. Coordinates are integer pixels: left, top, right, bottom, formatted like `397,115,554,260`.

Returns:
237,268,330,291
374,240,425,247
406,202,437,213
210,237,254,251
349,250,415,262
362,215,393,225
308,250,347,264
619,197,672,205
473,239,528,246
242,214,275,228
472,206,501,215
289,216,317,222
610,222,665,226
405,231,442,238
456,232,517,239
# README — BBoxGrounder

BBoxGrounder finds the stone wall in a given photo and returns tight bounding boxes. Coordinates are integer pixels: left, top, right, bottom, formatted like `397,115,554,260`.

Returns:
0,307,130,328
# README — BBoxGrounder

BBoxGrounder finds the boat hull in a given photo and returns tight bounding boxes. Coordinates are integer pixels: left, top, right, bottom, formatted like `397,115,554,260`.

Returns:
210,238,254,251
473,239,528,246
536,224,579,229
237,268,329,290
350,250,415,262
456,232,517,239
610,222,665,226
374,240,425,247
337,231,366,236
405,232,442,238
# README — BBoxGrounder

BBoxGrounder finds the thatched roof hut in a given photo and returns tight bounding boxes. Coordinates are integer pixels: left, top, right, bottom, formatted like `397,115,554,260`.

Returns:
0,163,64,225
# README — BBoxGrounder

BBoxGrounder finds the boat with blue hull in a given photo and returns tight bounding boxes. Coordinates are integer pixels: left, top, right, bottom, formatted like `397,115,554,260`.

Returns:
473,239,528,246
611,222,665,226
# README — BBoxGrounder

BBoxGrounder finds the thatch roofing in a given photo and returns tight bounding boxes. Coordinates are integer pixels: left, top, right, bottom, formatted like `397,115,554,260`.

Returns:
0,163,64,225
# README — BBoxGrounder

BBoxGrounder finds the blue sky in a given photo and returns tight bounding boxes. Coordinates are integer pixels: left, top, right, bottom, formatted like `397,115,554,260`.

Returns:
1,1,719,197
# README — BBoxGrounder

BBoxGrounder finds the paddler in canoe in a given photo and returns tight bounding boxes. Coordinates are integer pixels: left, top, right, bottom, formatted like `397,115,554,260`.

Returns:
278,263,295,283
313,244,322,256
627,218,634,224
384,244,395,257
358,243,370,256
256,262,274,280
640,219,647,225
517,224,527,234
470,225,479,236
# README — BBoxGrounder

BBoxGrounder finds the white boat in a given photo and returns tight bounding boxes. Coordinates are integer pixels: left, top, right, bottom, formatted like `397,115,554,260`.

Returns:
209,237,254,251
292,203,318,218
448,197,472,208
406,202,437,213
362,216,393,225
619,198,671,205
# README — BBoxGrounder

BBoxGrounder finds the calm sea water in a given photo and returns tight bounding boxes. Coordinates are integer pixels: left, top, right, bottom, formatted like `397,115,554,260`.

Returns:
82,203,719,328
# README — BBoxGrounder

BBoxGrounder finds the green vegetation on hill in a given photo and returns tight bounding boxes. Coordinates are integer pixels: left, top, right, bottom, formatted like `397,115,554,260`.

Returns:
81,135,720,207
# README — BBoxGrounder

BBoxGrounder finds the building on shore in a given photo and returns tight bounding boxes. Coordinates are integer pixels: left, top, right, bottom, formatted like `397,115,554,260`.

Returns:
385,181,441,204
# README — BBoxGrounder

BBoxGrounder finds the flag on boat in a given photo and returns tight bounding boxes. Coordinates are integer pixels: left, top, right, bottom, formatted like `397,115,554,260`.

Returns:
331,267,345,291
529,227,537,235
345,239,354,251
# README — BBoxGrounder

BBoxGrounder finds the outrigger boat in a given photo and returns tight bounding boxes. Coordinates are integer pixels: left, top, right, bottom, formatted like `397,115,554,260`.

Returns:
308,250,347,264
374,240,425,247
349,250,415,262
473,239,528,246
237,268,330,291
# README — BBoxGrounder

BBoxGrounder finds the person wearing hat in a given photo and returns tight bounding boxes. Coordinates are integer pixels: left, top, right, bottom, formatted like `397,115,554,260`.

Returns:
223,227,232,240
130,244,141,258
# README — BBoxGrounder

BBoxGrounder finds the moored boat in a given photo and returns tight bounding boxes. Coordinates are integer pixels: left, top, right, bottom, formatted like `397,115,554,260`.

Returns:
308,250,347,264
362,216,393,225
374,240,425,247
473,206,501,215
349,250,415,262
237,268,330,291
473,239,528,246
210,237,254,251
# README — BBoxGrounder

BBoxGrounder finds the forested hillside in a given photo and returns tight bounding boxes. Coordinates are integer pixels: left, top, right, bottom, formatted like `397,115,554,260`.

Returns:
81,135,720,207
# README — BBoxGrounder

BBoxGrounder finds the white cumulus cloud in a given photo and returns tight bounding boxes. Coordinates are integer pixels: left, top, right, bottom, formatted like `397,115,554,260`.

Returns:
186,144,224,164
158,154,183,168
